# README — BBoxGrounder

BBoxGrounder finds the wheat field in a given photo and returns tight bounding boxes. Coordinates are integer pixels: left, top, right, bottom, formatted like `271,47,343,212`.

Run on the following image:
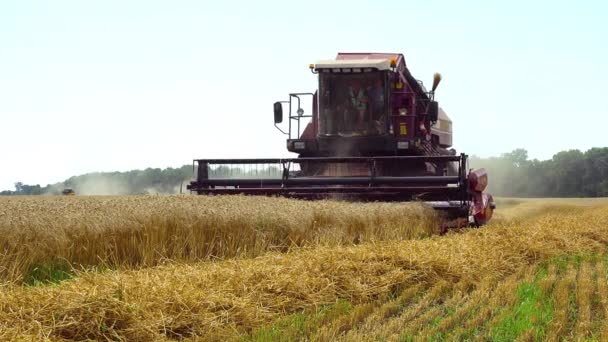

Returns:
1,195,608,340
0,196,437,284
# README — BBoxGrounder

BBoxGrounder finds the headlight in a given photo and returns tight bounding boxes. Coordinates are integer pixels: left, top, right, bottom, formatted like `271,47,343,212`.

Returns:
294,141,306,150
397,141,409,149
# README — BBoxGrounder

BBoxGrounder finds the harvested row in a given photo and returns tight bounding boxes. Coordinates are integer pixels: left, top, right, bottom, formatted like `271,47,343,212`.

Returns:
442,266,535,341
425,295,488,338
574,261,594,338
597,259,608,339
547,263,578,340
540,263,558,296
384,283,469,341
311,284,424,341
0,196,437,283
1,203,608,340
417,282,494,339
343,280,453,340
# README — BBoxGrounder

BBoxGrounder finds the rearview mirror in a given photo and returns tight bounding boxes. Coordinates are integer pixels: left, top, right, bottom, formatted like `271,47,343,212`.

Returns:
273,102,283,124
428,101,439,122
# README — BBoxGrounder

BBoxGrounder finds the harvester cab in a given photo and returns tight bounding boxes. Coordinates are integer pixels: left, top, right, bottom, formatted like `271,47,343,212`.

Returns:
188,52,495,229
276,54,448,157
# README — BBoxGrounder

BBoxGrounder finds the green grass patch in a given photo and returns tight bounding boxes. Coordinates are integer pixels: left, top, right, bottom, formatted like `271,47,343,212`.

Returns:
536,262,549,279
244,299,353,341
549,253,596,274
489,270,553,341
455,326,484,342
573,255,583,269
552,256,570,274
399,333,415,342
24,259,74,286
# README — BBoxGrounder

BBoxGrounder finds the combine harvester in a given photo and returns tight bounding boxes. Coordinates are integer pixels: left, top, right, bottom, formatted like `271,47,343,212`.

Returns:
188,53,495,231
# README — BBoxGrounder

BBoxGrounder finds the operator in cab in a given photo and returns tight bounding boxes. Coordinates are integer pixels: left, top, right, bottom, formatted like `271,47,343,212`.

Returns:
367,78,386,134
346,79,368,136
318,74,386,137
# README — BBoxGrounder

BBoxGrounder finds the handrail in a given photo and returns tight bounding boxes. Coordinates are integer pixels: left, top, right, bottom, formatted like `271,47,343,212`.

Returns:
194,154,464,164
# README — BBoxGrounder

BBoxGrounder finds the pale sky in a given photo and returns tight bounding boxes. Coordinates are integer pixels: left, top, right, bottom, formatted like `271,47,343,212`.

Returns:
1,0,607,191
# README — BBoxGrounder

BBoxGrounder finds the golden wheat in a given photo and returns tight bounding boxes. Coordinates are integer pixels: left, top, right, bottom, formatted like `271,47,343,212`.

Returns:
0,195,437,283
0,197,607,340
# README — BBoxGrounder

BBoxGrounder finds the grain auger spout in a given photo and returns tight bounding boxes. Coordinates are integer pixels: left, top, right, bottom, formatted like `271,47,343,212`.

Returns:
188,52,495,229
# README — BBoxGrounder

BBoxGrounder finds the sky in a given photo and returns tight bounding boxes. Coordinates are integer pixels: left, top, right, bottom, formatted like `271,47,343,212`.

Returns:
1,0,607,191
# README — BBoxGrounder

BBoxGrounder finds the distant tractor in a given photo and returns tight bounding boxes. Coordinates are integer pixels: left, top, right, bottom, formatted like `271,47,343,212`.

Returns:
62,188,75,196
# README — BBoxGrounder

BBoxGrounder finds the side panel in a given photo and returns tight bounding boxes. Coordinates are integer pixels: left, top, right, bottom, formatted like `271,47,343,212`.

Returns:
390,73,417,141
430,107,453,147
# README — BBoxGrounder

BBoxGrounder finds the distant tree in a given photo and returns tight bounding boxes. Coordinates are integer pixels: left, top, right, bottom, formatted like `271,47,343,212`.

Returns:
503,148,528,167
582,148,608,196
550,150,585,197
14,182,23,194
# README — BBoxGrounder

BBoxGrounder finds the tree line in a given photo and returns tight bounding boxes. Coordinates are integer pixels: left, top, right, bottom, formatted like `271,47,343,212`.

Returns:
2,147,607,197
0,164,283,196
469,147,608,197
0,166,193,196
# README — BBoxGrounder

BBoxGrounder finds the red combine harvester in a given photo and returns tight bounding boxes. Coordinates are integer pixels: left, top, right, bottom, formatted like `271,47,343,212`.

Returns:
188,53,495,229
